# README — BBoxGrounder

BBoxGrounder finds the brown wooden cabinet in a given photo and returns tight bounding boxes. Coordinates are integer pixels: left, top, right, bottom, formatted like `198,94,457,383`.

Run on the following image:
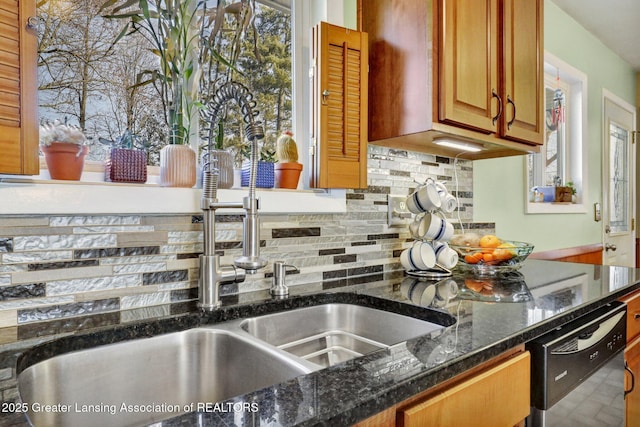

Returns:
0,0,39,175
354,347,530,427
501,0,544,144
310,22,368,189
619,289,640,427
625,335,640,426
360,0,543,160
398,351,530,427
439,0,499,134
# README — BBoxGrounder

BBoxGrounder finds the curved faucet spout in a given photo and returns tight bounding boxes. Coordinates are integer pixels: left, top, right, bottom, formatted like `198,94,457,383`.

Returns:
198,81,268,309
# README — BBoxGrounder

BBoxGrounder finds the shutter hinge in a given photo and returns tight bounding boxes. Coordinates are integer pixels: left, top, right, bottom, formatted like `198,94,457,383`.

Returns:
633,131,638,144
633,218,635,231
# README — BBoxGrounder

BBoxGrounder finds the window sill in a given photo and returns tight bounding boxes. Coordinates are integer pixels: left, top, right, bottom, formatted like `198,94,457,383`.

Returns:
525,201,587,214
0,161,346,215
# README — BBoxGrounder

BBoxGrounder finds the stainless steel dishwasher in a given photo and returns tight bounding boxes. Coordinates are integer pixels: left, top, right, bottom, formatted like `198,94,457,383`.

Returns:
526,301,630,427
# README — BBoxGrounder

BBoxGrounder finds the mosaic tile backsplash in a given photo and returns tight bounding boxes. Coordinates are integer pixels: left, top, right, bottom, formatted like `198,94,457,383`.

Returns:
0,145,493,328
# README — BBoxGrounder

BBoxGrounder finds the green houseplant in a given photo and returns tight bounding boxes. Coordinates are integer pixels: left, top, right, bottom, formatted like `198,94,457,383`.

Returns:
100,0,205,187
101,0,257,188
39,120,89,181
197,1,258,190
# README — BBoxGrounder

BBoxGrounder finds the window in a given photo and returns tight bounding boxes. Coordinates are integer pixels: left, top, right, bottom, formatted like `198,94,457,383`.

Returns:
36,0,292,167
525,52,588,214
530,75,571,187
1,1,350,215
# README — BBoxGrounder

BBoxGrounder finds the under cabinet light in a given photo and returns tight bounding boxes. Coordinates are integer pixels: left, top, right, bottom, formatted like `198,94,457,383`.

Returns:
433,138,483,152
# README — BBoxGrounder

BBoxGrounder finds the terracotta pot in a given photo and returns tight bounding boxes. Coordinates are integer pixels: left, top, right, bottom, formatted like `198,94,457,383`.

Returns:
41,142,89,181
275,162,303,189
159,145,196,187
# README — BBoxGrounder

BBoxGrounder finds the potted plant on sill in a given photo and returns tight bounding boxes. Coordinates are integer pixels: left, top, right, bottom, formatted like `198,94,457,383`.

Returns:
101,0,257,188
200,123,235,189
39,120,89,181
275,130,302,189
197,2,259,190
241,140,276,188
101,0,203,187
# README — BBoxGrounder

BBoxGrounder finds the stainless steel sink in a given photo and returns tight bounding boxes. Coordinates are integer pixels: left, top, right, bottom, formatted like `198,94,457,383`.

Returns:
18,302,451,426
18,328,311,427
240,303,447,368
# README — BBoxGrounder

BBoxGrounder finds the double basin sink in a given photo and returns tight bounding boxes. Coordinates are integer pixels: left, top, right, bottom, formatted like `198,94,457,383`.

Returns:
18,302,453,426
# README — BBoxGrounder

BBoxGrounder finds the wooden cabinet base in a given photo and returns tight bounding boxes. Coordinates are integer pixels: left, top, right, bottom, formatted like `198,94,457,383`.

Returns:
626,335,640,427
398,352,530,427
354,347,529,427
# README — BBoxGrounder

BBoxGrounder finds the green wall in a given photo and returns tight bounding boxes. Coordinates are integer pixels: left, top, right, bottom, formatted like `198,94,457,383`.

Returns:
472,0,636,252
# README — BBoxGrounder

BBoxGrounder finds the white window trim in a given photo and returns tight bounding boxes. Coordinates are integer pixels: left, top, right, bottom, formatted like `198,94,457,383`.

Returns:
525,51,588,214
0,0,350,216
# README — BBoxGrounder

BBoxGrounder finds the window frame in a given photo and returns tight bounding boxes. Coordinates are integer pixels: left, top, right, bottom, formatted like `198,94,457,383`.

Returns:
525,51,588,215
530,74,571,188
0,0,350,215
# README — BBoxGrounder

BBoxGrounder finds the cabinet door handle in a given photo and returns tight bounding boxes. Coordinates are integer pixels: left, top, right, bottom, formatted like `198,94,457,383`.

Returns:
491,89,502,126
634,312,640,320
625,360,635,398
507,95,516,130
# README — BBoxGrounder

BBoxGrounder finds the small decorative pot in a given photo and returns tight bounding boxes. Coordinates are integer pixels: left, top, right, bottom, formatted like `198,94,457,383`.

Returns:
159,145,196,188
201,149,234,189
41,142,89,181
275,162,303,189
554,186,573,203
105,148,147,183
241,161,274,188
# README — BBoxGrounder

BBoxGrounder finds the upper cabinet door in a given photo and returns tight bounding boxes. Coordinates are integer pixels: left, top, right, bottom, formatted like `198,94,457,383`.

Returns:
311,22,368,189
0,0,39,175
501,0,544,145
439,0,499,134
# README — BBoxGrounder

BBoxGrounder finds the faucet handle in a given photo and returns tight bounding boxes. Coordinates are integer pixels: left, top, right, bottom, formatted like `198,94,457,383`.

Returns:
271,261,298,297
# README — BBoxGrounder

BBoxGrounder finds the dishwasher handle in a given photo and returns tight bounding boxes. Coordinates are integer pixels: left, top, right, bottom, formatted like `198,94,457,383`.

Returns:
625,361,635,399
574,311,626,352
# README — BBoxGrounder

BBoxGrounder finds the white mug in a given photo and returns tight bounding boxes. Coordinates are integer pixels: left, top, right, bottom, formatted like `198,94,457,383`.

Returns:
431,241,459,269
400,241,436,270
406,182,441,214
421,213,454,242
435,182,458,213
409,214,428,239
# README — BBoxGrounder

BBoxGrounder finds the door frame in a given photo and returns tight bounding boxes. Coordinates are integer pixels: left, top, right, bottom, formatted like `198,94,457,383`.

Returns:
601,89,636,267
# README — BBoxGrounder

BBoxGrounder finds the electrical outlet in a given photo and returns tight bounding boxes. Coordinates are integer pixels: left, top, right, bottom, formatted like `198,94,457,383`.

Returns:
388,195,412,227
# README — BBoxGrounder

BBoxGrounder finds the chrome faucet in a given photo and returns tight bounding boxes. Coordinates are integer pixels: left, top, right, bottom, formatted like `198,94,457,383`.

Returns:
198,81,268,309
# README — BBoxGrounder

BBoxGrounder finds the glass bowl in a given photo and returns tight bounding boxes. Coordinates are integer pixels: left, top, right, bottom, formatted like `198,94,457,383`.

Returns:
449,240,534,276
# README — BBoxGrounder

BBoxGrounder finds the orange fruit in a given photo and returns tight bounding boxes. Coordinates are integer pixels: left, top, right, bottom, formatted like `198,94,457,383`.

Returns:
483,252,495,263
494,243,516,261
493,249,511,261
464,252,484,264
479,234,501,249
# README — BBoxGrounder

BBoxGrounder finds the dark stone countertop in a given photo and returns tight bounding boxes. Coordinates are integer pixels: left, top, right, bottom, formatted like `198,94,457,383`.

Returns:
1,260,640,426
